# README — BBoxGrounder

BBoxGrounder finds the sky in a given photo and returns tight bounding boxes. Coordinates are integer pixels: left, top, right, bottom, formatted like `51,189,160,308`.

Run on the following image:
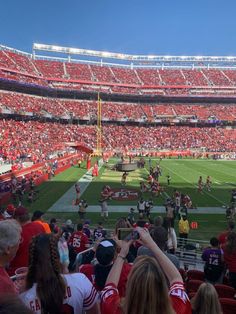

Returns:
1,0,236,56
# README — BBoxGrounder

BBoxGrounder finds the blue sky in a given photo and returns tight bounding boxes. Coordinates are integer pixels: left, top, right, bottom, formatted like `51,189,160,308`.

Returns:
1,0,236,56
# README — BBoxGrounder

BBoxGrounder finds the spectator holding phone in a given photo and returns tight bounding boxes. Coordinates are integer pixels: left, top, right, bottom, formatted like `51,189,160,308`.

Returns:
101,227,191,314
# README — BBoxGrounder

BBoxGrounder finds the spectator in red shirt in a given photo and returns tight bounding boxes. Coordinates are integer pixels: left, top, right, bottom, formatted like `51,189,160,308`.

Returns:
218,220,235,246
68,223,89,255
79,239,131,296
223,231,236,289
0,219,22,296
8,206,45,276
100,227,191,314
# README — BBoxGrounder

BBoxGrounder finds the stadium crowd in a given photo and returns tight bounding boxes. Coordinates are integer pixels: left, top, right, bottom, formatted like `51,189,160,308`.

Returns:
1,48,236,97
1,201,236,313
2,91,236,121
0,118,235,165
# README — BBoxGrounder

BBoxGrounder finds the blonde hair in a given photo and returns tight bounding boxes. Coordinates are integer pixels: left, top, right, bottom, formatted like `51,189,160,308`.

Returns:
122,256,174,314
191,283,222,314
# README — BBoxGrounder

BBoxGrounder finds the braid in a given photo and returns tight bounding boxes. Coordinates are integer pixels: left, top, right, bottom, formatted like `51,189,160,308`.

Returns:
26,236,38,289
49,236,61,275
35,234,66,314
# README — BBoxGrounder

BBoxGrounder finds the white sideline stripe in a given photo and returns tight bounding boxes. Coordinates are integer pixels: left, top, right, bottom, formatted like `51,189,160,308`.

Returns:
48,161,104,212
48,204,225,213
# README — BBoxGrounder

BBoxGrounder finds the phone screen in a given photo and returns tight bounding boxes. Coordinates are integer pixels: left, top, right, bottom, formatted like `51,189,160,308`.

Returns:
118,228,139,241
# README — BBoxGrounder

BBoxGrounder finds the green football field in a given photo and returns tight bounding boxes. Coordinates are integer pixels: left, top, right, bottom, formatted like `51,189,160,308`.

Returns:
82,158,236,207
19,157,236,241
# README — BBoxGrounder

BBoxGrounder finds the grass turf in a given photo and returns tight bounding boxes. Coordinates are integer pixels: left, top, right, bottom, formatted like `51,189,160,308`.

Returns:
82,158,236,207
18,157,236,241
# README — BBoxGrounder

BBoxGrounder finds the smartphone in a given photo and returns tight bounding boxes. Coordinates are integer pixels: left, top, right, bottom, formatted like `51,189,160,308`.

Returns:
118,228,139,241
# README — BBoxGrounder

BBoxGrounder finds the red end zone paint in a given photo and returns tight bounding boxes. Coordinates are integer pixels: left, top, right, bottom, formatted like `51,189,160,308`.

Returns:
111,188,139,201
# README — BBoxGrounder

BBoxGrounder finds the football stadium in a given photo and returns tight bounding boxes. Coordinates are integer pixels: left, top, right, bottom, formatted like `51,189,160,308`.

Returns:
0,4,236,311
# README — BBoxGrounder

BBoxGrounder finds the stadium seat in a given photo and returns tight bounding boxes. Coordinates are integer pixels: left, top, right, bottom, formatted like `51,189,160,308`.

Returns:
186,280,204,294
187,270,205,281
215,284,236,299
219,298,236,314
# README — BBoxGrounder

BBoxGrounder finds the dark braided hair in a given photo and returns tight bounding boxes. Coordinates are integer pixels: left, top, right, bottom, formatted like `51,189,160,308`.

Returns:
26,234,66,314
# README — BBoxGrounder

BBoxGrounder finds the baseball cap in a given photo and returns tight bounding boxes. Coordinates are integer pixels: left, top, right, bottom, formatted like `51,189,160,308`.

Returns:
14,206,28,217
65,219,72,226
96,239,116,266
31,210,44,221
6,204,15,215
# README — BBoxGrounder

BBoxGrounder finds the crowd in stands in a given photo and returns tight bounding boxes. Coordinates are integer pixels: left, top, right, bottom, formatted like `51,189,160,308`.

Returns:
1,198,236,313
1,48,236,96
103,125,236,152
1,91,236,121
0,118,235,165
0,119,96,163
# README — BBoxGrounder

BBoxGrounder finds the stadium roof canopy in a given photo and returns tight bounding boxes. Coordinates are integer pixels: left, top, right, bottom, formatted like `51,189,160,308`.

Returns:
33,43,236,63
1,43,236,69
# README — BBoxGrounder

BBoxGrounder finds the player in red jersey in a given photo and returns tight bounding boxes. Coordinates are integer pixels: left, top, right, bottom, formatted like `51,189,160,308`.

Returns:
205,175,212,192
68,223,89,254
100,227,191,314
198,176,203,193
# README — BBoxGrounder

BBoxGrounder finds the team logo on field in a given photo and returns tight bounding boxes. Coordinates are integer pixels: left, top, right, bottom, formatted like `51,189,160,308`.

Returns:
111,188,139,201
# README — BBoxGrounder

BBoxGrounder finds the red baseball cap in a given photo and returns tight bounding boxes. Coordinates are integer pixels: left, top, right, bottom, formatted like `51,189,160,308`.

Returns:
6,204,15,215
14,206,28,217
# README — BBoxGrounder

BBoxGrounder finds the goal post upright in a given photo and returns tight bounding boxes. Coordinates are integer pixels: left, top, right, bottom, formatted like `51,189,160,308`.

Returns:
96,92,102,156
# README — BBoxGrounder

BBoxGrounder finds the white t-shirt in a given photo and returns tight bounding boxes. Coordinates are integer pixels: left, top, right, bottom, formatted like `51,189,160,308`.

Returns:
20,273,98,314
167,228,177,251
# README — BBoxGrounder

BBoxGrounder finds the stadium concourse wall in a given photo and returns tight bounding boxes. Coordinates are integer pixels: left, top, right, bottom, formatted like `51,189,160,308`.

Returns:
0,153,80,206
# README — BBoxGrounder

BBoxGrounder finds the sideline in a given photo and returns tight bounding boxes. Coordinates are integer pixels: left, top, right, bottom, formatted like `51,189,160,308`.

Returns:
48,161,103,212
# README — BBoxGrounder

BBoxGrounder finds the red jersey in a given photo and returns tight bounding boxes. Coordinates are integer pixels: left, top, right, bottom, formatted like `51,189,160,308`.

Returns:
79,263,132,297
100,281,191,314
68,231,89,254
218,231,230,246
8,221,45,276
223,247,236,272
0,266,16,295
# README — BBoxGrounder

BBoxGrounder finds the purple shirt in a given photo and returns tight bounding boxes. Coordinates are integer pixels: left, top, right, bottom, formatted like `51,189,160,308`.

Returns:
202,248,223,266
